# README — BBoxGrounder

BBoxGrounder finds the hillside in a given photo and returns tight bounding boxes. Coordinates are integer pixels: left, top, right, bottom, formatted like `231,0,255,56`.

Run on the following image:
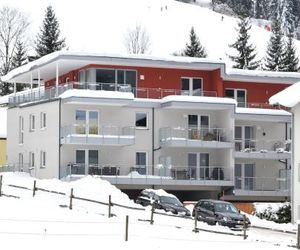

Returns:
1,0,300,68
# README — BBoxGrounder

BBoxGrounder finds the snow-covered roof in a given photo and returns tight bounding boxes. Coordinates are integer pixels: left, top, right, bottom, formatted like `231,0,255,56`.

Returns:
269,81,300,108
236,107,291,116
59,89,134,100
161,95,237,105
2,51,300,85
0,107,7,138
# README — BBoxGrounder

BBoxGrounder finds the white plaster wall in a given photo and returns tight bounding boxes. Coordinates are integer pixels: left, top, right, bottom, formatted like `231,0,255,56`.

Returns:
7,100,60,179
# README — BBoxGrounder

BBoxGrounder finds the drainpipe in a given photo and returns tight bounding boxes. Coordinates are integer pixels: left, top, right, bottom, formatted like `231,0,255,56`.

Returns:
291,112,295,223
152,107,155,175
58,98,62,179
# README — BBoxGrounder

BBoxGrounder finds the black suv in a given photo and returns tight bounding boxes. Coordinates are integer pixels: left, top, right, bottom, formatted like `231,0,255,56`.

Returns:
192,199,250,228
136,189,191,216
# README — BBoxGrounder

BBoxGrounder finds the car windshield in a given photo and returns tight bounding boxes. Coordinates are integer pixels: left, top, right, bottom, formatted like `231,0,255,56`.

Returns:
214,203,239,214
160,196,182,206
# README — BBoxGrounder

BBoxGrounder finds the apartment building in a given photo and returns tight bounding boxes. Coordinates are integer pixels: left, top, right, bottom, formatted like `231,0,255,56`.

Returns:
2,51,299,201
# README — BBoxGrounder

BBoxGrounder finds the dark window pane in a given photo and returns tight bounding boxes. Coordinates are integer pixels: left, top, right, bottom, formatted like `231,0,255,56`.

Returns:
76,150,85,164
235,126,242,139
188,115,198,127
181,78,189,91
76,110,86,120
136,152,146,165
136,113,147,127
117,70,125,84
200,116,209,127
96,69,115,83
126,71,137,87
88,150,98,165
225,89,234,98
193,78,202,96
237,90,246,107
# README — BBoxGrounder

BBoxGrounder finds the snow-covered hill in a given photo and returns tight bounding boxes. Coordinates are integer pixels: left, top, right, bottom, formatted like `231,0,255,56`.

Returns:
1,0,300,68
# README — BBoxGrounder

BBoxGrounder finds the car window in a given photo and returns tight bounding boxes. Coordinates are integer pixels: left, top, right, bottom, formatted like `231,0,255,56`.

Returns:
214,203,239,213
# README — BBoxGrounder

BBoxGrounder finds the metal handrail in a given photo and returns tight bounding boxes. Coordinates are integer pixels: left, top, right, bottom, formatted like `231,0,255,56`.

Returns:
234,139,291,152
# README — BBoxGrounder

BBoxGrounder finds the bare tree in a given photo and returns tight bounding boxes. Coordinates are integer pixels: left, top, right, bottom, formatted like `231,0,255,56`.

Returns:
124,23,151,54
0,6,29,95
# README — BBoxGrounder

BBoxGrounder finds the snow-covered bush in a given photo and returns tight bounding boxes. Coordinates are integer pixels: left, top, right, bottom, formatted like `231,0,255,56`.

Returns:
254,203,291,224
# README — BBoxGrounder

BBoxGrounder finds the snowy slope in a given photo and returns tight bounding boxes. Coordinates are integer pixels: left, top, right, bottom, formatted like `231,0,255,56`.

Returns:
1,0,300,68
0,172,297,249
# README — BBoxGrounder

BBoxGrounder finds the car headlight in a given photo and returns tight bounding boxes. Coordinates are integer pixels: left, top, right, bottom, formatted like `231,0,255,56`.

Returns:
165,207,175,212
221,216,230,222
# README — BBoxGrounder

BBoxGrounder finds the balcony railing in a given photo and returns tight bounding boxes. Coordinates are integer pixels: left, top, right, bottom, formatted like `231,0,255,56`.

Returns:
160,127,232,147
8,82,218,106
234,176,290,195
235,139,291,153
61,125,135,145
65,164,233,183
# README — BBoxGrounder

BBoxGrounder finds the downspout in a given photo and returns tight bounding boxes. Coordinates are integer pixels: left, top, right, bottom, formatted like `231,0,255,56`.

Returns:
58,98,61,179
152,107,155,175
291,112,295,223
285,122,288,170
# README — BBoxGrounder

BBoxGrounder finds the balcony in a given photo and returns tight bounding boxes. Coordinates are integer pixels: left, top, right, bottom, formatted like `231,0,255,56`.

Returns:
234,139,291,159
8,82,218,107
61,125,135,146
234,175,290,197
159,127,232,148
64,164,233,187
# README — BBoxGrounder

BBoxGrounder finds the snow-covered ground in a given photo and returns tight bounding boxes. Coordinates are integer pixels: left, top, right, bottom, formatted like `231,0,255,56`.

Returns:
0,172,297,249
1,0,300,67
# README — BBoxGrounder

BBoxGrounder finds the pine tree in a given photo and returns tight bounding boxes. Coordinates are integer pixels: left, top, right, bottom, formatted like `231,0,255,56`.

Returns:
35,6,66,58
183,27,207,58
269,0,281,20
282,34,299,72
229,18,259,70
264,13,285,71
282,0,296,36
11,41,28,91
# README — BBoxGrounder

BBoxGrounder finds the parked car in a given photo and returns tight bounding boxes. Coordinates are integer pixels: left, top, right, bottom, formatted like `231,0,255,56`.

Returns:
192,199,251,228
136,189,191,216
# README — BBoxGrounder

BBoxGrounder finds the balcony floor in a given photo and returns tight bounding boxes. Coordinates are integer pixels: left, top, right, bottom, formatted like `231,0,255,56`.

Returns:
161,139,233,149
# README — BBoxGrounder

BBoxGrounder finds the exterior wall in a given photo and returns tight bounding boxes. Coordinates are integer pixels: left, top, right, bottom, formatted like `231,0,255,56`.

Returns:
224,81,290,105
292,105,300,223
7,101,60,179
0,139,6,166
60,103,153,175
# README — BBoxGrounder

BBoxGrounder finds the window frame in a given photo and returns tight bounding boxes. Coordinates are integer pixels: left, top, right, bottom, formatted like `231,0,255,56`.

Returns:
135,112,148,129
181,77,203,96
40,112,46,129
29,152,35,169
40,151,46,169
225,88,247,107
29,114,35,132
19,116,24,145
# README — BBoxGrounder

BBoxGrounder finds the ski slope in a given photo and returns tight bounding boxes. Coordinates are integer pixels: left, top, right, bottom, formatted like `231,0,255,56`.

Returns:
1,0,300,68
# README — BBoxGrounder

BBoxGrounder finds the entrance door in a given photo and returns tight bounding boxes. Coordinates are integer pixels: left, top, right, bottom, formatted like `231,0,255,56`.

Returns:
188,153,209,180
188,115,209,140
75,149,99,175
244,164,254,190
181,78,202,96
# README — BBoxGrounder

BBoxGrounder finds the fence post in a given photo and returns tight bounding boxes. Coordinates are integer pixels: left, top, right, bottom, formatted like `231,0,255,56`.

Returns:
243,215,247,240
150,202,155,225
69,188,73,210
33,180,37,197
125,215,129,241
193,209,199,233
297,223,300,249
0,175,2,197
108,195,112,218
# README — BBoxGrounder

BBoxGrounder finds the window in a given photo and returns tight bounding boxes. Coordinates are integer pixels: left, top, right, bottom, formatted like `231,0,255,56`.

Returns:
29,152,35,168
235,126,255,151
181,77,202,96
188,114,209,139
40,112,46,129
18,153,23,169
136,152,147,166
75,110,99,134
136,112,147,128
29,114,35,131
19,116,24,144
225,89,246,107
40,151,46,168
96,69,116,83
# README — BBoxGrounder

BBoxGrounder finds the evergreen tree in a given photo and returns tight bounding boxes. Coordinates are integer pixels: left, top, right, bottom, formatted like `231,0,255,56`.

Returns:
264,13,286,71
282,0,296,36
183,27,207,58
35,6,66,58
11,41,28,91
229,18,259,70
229,0,253,18
282,34,299,72
269,0,281,20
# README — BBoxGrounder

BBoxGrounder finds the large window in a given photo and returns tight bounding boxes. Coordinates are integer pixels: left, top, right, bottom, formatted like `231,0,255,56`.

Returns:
40,151,46,168
135,112,148,128
225,89,246,107
235,126,255,151
181,78,202,96
75,110,98,135
19,116,24,144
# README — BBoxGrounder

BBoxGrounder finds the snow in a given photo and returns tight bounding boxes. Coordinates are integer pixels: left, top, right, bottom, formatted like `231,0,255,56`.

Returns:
162,95,237,105
0,172,297,249
143,188,177,197
59,89,134,100
0,107,7,138
226,68,300,79
236,107,291,116
269,81,300,108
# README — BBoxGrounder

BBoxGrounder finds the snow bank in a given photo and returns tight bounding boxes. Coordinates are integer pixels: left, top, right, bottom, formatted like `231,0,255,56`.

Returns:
59,89,134,100
162,95,237,105
269,81,300,108
236,107,291,116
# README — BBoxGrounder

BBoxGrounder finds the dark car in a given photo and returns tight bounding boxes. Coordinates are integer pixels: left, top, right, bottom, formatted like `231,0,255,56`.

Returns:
136,189,191,216
192,199,250,228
